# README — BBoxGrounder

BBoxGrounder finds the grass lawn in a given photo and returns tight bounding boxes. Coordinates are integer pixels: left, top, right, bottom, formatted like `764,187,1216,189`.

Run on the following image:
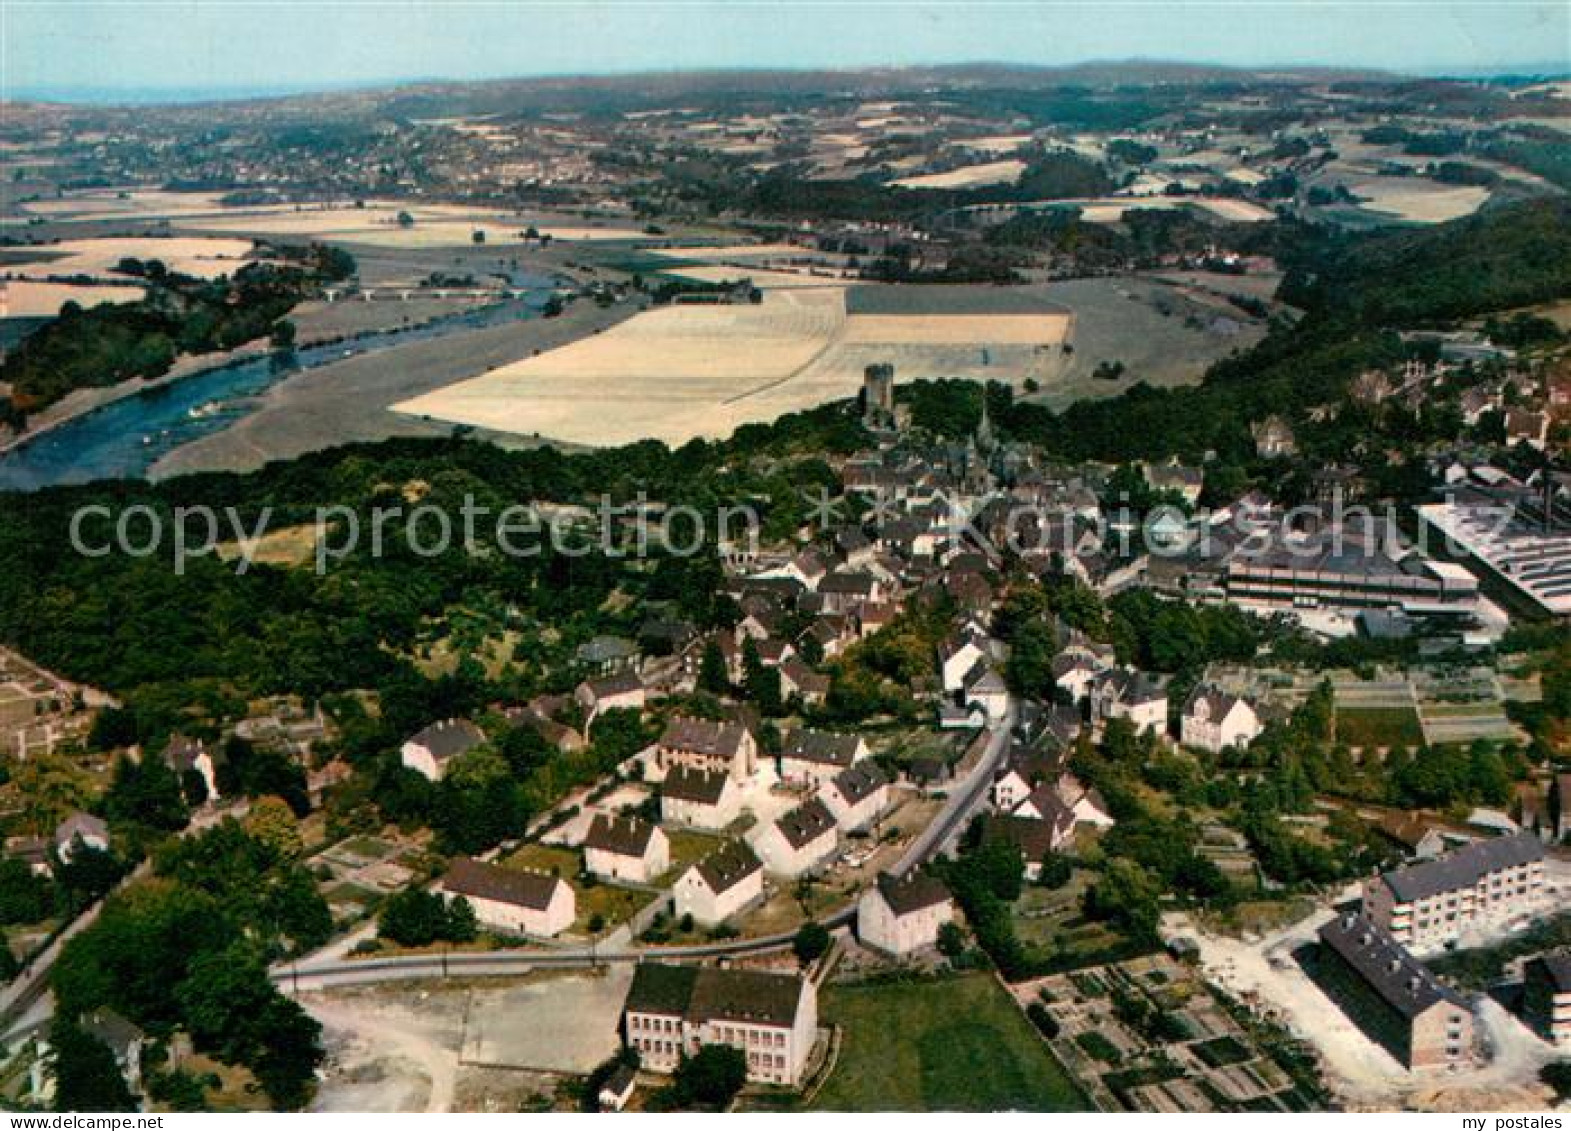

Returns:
810,974,1091,1112
658,829,726,883
576,882,654,934
503,842,581,879
1334,705,1423,748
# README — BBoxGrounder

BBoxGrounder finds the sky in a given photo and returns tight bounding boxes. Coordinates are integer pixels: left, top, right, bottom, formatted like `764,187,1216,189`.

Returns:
3,1,1568,102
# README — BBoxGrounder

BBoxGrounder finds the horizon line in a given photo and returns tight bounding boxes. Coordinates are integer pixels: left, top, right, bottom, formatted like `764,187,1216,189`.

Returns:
9,56,1571,109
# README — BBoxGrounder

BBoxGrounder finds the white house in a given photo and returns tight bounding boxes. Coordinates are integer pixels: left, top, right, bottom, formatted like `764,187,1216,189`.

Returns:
400,719,487,782
779,728,868,787
53,812,109,864
1052,652,1104,703
1180,686,1263,753
818,761,891,833
1056,772,1115,829
673,840,764,926
661,764,742,830
752,797,838,878
962,660,1010,722
438,857,575,938
622,963,818,1086
938,627,990,693
598,1062,637,1111
583,814,670,884
857,871,953,956
1091,669,1168,736
575,671,647,722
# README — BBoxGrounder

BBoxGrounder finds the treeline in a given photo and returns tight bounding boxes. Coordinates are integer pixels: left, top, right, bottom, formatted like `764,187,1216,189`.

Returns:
1,243,354,418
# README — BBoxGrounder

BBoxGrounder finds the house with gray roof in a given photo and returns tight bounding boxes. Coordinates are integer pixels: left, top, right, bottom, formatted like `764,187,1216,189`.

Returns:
818,761,890,832
584,814,669,884
1362,832,1547,953
752,797,838,878
673,840,763,926
779,728,868,786
1523,952,1571,1048
660,764,741,830
438,857,575,938
1315,913,1474,1071
401,719,486,782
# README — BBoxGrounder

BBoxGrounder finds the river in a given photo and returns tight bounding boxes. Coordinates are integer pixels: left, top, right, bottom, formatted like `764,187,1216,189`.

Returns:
0,279,557,492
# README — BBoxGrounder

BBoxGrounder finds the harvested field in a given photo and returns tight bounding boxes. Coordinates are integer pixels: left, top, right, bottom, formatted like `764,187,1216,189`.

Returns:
891,159,1027,190
151,295,636,478
0,279,145,318
0,236,255,280
394,283,1078,448
392,289,847,447
1348,179,1491,223
843,313,1068,345
665,264,859,288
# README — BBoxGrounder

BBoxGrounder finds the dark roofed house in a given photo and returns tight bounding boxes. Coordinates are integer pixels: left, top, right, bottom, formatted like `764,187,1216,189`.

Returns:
655,716,757,781
439,857,575,937
672,838,765,928
583,814,669,882
858,870,954,955
401,719,486,782
754,797,838,877
780,728,868,785
1314,913,1473,1071
598,1060,638,1111
819,761,890,832
1523,951,1571,1048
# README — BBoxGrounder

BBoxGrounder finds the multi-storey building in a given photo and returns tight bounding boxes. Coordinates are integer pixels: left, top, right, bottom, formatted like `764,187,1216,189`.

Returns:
651,716,758,782
621,963,818,1086
1362,832,1547,952
1316,913,1475,1072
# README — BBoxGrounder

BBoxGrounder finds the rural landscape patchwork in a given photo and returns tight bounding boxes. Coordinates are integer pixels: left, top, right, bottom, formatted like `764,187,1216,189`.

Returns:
0,0,1570,1117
